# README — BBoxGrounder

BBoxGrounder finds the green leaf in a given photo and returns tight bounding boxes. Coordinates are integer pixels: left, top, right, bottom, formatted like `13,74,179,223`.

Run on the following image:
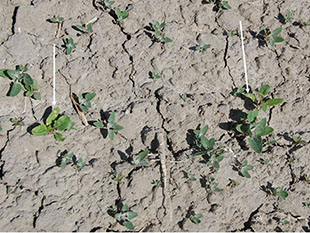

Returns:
259,85,270,96
60,160,67,168
207,138,215,149
164,37,173,43
126,211,138,219
54,115,71,131
33,92,41,100
0,69,11,78
114,124,123,131
9,83,22,96
241,168,251,178
6,70,20,80
248,136,262,153
190,214,202,224
54,132,65,141
115,213,122,221
122,204,129,212
74,24,86,32
273,37,284,43
201,136,208,149
138,150,149,161
94,121,104,128
23,73,33,90
32,124,49,136
265,98,284,106
247,110,258,123
109,129,115,140
245,93,257,103
108,111,115,122
272,27,282,36
85,92,96,101
86,23,93,33
258,126,273,136
199,125,208,137
46,107,60,125
261,102,267,112
123,221,134,230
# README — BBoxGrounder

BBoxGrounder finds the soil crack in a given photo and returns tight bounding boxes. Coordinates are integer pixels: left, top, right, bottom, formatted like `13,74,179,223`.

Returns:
11,6,19,35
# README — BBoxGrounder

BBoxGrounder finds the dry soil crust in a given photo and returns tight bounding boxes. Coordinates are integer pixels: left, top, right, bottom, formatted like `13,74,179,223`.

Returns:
0,0,310,231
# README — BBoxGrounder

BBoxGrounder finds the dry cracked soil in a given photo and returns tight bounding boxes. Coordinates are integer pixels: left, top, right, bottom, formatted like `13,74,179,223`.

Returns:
0,0,310,231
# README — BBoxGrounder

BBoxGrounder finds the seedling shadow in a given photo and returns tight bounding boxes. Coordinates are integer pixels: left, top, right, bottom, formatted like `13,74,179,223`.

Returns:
260,181,274,195
90,110,109,139
144,24,155,41
277,13,286,25
219,109,248,150
27,106,53,134
249,29,267,47
55,150,68,166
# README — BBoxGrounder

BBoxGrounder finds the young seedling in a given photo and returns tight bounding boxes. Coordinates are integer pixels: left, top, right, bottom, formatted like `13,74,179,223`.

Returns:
132,149,149,167
75,92,96,113
0,65,41,99
240,160,253,178
204,0,231,12
207,154,224,171
94,111,123,140
279,218,290,225
194,44,211,53
185,172,197,181
60,152,86,170
101,0,114,9
285,12,292,24
73,23,93,34
303,202,310,207
234,84,284,153
263,27,284,46
151,71,161,79
6,180,23,194
298,20,310,28
152,179,162,187
207,176,223,195
190,213,202,224
116,8,128,25
273,186,289,200
31,107,75,141
10,117,24,128
114,172,124,182
191,125,225,170
292,135,308,147
47,15,64,37
228,29,239,37
227,179,240,189
110,204,138,230
152,21,173,43
63,38,76,55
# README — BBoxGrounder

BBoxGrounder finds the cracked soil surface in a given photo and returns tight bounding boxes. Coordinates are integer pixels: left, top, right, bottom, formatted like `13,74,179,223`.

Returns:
0,0,310,231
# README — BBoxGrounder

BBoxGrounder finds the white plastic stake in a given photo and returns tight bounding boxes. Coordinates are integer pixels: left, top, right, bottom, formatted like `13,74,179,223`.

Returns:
239,21,249,93
52,44,56,106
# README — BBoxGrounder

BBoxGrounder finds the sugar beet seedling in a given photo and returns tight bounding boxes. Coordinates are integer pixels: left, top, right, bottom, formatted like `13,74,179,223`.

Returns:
47,15,64,37
32,107,75,141
59,152,86,170
233,84,284,153
263,27,284,46
116,8,128,25
0,65,41,100
190,213,202,224
94,111,123,140
101,0,114,9
63,38,76,55
109,203,138,230
152,21,173,43
190,125,225,171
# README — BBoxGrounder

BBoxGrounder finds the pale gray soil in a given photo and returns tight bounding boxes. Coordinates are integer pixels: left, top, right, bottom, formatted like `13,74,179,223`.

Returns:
0,0,310,231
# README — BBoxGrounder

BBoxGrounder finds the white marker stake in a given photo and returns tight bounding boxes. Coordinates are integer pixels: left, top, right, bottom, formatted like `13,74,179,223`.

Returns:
239,21,249,93
52,44,56,106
